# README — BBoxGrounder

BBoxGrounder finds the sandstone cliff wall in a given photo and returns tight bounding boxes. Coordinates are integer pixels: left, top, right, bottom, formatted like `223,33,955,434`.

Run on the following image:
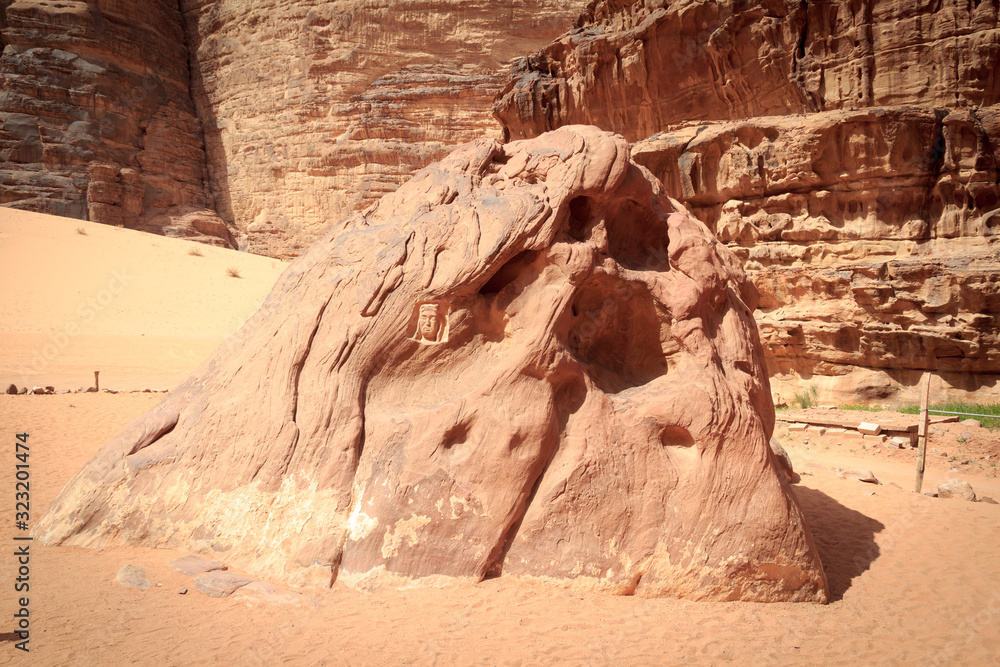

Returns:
179,0,587,258
494,0,1000,403
0,0,230,244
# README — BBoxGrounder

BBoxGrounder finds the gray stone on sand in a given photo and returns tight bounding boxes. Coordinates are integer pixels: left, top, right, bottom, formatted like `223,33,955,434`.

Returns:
169,555,228,576
960,419,982,428
937,479,976,502
193,571,252,597
116,565,152,590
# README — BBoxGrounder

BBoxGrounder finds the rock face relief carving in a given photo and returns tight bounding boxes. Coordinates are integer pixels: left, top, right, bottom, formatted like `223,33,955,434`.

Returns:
412,301,449,344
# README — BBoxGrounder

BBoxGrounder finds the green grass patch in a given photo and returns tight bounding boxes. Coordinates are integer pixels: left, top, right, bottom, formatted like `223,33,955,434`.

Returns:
836,402,1000,429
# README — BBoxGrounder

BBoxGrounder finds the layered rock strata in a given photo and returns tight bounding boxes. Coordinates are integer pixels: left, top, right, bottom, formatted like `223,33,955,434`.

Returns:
0,0,230,245
493,0,1000,403
178,0,587,258
36,126,829,602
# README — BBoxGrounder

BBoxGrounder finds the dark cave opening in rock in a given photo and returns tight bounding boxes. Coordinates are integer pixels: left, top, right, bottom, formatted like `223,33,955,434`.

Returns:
567,277,670,393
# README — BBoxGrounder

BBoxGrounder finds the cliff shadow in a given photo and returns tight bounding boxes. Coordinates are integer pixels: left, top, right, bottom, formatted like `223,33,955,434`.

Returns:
792,485,885,602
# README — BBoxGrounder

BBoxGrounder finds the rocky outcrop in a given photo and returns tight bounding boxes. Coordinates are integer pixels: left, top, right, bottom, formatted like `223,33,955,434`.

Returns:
0,0,231,245
179,0,587,258
494,0,1000,141
633,106,1000,402
35,126,829,602
493,0,1000,403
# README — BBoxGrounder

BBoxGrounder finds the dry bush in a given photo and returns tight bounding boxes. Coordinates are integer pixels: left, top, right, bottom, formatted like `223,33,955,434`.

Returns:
226,266,241,278
188,246,204,257
76,227,87,235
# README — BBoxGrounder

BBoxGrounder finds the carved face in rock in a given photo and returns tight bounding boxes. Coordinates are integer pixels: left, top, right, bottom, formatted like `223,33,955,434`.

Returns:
414,302,445,343
36,126,828,602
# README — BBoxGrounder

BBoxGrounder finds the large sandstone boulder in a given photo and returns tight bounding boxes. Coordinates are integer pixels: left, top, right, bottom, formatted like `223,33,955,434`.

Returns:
36,126,828,602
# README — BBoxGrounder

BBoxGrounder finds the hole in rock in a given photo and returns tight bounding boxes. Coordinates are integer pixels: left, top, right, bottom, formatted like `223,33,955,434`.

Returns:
661,425,698,470
567,196,592,241
480,249,539,296
604,198,671,272
567,278,670,393
484,151,509,174
660,425,694,448
442,422,468,450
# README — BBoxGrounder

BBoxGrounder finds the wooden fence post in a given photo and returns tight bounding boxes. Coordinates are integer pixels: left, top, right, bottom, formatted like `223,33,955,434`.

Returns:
914,372,931,493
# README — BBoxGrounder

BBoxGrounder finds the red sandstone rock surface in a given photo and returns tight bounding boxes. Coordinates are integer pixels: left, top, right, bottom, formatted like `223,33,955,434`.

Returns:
5,0,996,402
493,0,1000,403
179,0,588,257
35,127,828,602
0,0,230,245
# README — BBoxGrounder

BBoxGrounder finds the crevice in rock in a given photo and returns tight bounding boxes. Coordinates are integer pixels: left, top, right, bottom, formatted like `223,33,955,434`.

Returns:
790,0,819,112
481,434,559,581
290,298,330,427
920,112,950,239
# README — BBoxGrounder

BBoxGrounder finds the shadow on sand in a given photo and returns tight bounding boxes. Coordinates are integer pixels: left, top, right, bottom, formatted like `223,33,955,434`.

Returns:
793,486,886,602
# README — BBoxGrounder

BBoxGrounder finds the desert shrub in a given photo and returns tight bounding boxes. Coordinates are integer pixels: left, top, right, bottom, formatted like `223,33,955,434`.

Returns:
793,385,818,409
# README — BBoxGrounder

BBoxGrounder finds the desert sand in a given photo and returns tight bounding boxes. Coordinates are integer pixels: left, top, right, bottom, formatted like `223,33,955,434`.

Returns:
1,212,999,665
0,209,287,391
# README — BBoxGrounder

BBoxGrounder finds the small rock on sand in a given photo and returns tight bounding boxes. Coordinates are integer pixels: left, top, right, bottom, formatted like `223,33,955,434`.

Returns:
960,419,982,428
937,479,976,502
6,383,17,394
169,555,228,576
178,587,188,595
116,565,152,590
857,422,882,435
193,571,252,597
838,468,879,484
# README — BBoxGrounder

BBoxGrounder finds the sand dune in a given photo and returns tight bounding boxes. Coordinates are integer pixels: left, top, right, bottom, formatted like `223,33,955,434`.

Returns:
0,209,287,390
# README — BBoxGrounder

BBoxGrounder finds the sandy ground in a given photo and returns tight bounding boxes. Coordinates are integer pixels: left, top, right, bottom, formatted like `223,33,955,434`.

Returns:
1,212,999,665
1,394,998,665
